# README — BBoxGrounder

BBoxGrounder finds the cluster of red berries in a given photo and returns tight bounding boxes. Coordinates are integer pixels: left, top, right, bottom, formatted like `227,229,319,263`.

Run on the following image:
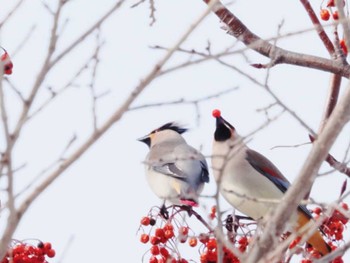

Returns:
319,0,348,55
0,47,13,75
199,236,250,263
139,206,254,263
319,0,345,21
314,202,349,241
139,213,192,263
288,203,349,263
298,202,350,263
139,202,349,263
0,240,55,263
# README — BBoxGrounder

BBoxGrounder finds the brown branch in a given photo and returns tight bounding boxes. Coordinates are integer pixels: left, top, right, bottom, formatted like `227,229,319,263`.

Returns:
0,68,16,261
336,0,350,53
89,30,103,131
309,134,350,176
12,0,65,143
318,74,342,131
0,0,26,28
50,1,125,68
130,0,156,25
0,3,214,259
129,86,238,111
202,0,350,77
246,80,350,262
171,205,213,232
12,25,37,57
300,0,335,56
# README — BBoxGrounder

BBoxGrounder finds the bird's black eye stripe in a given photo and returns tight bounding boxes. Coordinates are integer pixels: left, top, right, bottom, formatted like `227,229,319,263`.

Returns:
214,124,231,141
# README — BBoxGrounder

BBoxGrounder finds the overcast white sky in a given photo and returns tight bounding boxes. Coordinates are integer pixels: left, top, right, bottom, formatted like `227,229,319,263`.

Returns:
0,0,349,262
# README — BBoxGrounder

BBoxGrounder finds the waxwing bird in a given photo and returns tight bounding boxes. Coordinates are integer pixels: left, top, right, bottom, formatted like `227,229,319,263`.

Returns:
211,109,330,256
138,122,209,207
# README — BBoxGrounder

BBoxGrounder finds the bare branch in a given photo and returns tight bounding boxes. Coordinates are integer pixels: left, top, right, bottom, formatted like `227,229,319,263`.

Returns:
4,78,25,103
89,30,104,131
310,134,350,177
50,1,125,68
0,2,217,259
12,0,65,142
0,69,16,262
201,0,350,77
12,25,37,57
300,0,335,56
246,80,350,263
129,86,238,111
0,0,26,28
318,74,342,132
130,0,157,25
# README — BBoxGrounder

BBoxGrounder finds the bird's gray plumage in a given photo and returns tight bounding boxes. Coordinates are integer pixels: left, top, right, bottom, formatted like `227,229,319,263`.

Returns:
139,122,209,206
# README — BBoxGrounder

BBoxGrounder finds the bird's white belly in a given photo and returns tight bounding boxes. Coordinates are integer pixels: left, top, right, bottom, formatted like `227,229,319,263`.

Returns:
145,167,187,205
219,163,285,220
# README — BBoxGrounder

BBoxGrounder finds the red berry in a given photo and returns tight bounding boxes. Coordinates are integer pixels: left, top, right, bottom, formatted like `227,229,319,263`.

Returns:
335,232,343,240
206,238,217,250
199,233,209,244
159,247,169,258
149,255,158,263
179,226,189,236
212,109,221,118
327,0,335,7
333,11,339,20
207,249,217,261
150,236,161,245
163,223,174,231
238,236,248,246
333,257,344,263
140,233,150,243
200,252,208,263
313,207,322,215
341,202,349,210
150,245,160,255
320,9,330,21
47,248,56,258
210,206,216,219
0,49,13,75
141,216,151,226
155,228,165,239
289,236,301,249
43,242,52,253
178,233,188,243
188,237,198,247
164,229,174,239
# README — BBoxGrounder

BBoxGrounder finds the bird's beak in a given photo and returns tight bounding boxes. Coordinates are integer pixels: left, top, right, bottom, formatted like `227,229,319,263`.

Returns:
215,115,234,130
137,134,151,147
215,116,225,127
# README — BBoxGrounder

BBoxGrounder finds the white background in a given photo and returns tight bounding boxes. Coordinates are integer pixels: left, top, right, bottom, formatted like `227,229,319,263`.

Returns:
0,0,349,262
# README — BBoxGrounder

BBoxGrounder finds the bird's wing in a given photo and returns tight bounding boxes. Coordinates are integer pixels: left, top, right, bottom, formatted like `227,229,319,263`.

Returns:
173,144,209,184
245,149,290,192
150,144,209,184
245,149,313,218
152,162,188,181
200,160,210,183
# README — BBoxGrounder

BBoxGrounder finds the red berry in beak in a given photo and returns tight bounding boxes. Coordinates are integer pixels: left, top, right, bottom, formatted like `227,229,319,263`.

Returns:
212,109,221,118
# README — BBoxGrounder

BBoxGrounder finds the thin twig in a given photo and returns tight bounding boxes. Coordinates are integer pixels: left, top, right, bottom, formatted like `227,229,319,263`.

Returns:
129,86,238,111
0,0,26,28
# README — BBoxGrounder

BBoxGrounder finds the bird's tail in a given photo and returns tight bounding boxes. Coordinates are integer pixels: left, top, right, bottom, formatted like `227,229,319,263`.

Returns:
297,211,331,256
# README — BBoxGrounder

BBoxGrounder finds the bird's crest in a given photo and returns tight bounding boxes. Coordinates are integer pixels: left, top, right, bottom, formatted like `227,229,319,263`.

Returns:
152,122,187,134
